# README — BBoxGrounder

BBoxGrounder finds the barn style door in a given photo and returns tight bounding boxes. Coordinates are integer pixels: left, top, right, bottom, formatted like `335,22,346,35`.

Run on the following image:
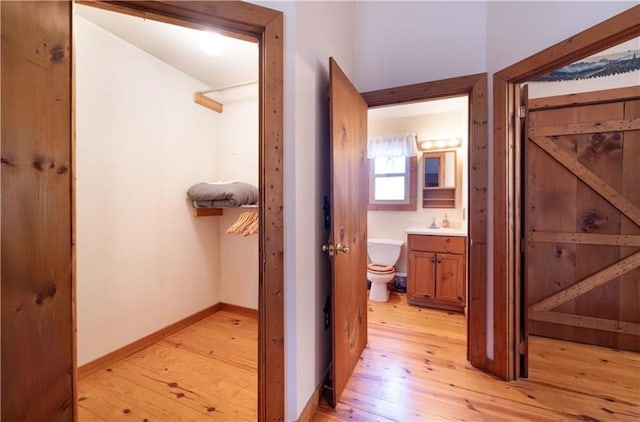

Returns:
525,87,640,352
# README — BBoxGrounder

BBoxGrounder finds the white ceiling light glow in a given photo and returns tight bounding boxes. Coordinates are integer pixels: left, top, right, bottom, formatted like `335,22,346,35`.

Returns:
200,31,225,57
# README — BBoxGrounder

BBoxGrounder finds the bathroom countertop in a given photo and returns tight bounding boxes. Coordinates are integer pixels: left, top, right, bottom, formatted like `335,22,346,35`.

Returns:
405,227,467,237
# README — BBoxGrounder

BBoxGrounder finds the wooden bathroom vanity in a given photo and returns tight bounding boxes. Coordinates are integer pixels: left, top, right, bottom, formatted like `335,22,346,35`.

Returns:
406,229,467,312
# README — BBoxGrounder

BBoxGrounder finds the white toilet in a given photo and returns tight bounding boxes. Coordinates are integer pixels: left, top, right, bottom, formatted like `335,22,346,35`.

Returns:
367,238,403,302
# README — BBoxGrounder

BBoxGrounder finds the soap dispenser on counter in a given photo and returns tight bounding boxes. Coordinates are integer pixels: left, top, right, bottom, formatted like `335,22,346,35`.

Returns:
442,213,450,228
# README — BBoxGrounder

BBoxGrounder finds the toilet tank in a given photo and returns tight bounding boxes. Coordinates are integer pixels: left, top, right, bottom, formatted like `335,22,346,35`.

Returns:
367,238,403,265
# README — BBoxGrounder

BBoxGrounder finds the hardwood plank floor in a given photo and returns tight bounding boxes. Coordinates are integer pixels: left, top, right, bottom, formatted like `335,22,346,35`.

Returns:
313,293,640,422
78,310,257,421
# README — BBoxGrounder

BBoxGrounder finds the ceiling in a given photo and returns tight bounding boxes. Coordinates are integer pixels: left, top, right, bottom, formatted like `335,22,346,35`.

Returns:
368,95,468,120
75,4,259,91
75,4,468,118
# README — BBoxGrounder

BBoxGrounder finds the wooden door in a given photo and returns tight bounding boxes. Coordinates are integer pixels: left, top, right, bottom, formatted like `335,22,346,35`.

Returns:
1,2,74,420
435,253,465,304
525,87,640,352
328,57,369,406
409,251,437,301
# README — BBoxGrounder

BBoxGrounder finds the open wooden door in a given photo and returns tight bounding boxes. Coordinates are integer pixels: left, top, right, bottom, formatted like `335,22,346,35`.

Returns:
517,84,529,378
326,57,369,406
525,87,640,354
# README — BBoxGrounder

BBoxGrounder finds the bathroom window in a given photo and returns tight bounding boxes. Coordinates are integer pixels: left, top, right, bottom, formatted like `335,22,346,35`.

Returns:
368,155,417,211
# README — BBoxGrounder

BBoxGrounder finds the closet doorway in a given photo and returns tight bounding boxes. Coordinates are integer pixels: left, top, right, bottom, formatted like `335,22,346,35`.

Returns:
0,1,284,420
74,3,261,420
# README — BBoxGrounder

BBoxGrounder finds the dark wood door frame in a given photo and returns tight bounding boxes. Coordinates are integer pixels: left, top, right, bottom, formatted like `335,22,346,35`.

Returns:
77,2,286,420
492,5,640,380
2,1,285,420
362,72,489,370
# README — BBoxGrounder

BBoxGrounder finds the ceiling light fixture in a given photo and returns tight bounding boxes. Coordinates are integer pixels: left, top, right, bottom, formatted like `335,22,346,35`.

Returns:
420,138,462,150
200,31,225,57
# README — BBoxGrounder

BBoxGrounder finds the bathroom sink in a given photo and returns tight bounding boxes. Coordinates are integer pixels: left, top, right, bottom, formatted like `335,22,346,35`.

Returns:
405,227,467,237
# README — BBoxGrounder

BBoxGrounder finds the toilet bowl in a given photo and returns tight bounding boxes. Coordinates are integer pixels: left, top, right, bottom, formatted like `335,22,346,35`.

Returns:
367,238,403,302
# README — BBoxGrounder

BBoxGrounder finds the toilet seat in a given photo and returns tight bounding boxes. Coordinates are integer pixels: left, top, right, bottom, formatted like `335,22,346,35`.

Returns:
367,263,394,274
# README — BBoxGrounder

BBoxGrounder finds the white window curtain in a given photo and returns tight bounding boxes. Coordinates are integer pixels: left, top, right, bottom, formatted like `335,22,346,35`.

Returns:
367,132,418,159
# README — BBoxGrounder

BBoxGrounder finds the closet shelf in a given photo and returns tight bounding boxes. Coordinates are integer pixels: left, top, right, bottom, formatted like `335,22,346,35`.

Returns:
191,204,258,217
192,208,223,217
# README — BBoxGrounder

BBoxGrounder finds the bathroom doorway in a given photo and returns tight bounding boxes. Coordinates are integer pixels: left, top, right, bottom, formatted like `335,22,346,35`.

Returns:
365,94,471,358
362,73,489,371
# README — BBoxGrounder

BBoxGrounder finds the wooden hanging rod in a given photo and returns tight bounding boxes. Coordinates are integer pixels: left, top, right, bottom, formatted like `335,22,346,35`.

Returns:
193,92,223,113
196,80,258,95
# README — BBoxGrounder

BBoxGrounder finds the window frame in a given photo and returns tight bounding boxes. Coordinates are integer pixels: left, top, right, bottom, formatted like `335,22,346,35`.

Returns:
368,155,417,211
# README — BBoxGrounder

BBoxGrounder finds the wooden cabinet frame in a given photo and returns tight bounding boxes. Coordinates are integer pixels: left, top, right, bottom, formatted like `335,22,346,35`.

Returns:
1,1,284,420
407,235,466,311
492,5,640,381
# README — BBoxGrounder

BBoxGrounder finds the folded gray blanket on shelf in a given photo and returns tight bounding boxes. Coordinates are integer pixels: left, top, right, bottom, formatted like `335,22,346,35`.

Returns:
187,182,258,208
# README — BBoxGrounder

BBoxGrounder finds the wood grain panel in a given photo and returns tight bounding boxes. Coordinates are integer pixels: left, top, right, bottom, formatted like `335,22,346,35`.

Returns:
529,86,640,111
528,231,640,247
1,2,74,420
529,118,640,137
526,135,577,339
530,311,640,336
258,11,285,422
530,134,640,227
526,94,640,352
619,98,640,350
434,253,465,304
408,252,437,301
408,234,465,254
467,74,488,369
328,57,369,406
527,104,579,344
573,103,624,348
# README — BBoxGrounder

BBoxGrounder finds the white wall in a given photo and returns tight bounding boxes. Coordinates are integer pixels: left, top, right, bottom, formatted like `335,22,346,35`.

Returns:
354,1,487,92
368,110,469,273
216,84,260,310
258,1,356,419
293,2,355,419
75,16,221,365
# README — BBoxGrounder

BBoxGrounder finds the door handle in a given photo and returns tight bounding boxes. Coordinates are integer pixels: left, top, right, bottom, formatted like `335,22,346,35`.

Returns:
322,243,349,255
335,243,350,254
321,244,335,256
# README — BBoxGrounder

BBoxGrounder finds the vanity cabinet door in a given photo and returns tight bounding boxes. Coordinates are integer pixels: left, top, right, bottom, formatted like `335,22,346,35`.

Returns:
435,253,465,305
407,234,466,311
408,251,437,304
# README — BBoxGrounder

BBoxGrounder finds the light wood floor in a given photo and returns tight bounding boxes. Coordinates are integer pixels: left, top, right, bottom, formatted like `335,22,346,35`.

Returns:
77,310,257,421
313,293,640,422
